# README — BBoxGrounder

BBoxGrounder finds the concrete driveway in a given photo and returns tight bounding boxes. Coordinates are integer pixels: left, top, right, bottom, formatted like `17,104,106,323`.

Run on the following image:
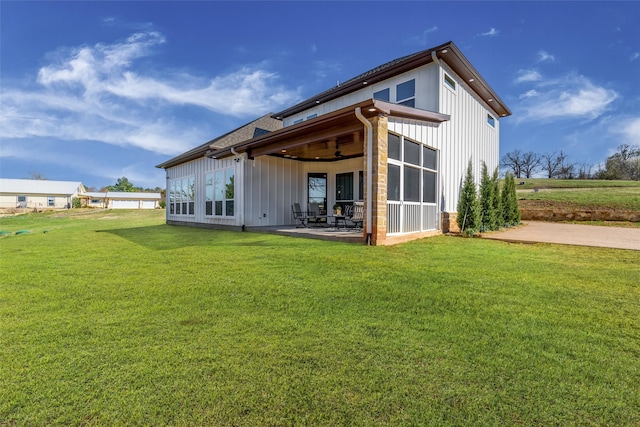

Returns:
482,221,640,251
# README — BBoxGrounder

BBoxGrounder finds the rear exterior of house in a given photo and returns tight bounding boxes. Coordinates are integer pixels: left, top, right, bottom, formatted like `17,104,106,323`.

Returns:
0,179,85,209
157,41,510,245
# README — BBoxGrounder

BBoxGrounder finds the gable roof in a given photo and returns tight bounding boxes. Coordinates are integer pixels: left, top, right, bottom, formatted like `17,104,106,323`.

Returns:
273,41,511,119
156,114,282,169
0,178,85,195
209,99,450,161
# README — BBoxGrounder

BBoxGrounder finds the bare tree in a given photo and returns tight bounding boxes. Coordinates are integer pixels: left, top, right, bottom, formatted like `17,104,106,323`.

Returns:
541,151,570,178
577,162,593,179
521,152,541,178
26,171,48,180
501,149,524,178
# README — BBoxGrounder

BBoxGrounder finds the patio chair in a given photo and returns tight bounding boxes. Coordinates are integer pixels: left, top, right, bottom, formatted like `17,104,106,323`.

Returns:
307,202,327,226
291,203,309,228
348,202,364,229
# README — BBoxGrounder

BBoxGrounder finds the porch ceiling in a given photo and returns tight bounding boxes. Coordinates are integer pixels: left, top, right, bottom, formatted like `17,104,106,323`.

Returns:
208,99,450,162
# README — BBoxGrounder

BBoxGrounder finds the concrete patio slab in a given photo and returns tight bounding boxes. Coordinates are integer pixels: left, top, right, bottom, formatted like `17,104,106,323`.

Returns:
482,221,640,251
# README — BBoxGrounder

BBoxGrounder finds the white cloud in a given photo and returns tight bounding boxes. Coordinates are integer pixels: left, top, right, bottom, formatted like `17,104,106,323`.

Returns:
409,26,438,45
0,31,300,155
537,50,555,62
519,89,538,99
613,117,640,145
630,52,640,62
479,28,499,37
515,69,542,83
516,74,618,123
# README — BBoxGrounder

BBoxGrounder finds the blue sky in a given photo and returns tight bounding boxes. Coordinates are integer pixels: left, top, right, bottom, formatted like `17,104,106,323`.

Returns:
1,1,638,189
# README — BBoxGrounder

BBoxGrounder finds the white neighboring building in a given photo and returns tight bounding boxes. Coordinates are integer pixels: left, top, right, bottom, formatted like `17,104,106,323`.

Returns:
0,179,85,209
81,192,162,209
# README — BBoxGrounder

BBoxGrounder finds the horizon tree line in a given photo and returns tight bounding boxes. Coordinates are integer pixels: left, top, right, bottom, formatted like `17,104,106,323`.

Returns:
501,144,640,181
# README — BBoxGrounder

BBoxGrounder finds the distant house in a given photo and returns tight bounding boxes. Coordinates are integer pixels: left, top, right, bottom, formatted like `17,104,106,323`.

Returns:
157,41,511,245
80,192,161,209
0,178,85,209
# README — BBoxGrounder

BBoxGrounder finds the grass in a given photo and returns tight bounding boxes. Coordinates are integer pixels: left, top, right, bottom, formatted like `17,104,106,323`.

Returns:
1,210,639,425
515,179,640,211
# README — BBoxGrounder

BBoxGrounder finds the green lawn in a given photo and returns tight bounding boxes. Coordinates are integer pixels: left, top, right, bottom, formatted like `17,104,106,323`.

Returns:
515,179,640,211
1,210,639,426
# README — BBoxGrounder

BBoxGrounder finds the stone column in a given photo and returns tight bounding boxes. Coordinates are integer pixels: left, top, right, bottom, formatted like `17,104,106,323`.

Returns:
366,115,388,245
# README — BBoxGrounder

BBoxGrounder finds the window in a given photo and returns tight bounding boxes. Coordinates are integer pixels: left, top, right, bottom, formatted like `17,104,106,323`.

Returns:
396,79,415,107
47,196,55,207
293,118,303,124
374,88,390,102
423,146,437,170
487,114,495,127
388,133,401,160
444,74,456,90
358,171,364,201
423,170,437,203
168,176,195,216
17,195,27,207
404,166,420,202
205,173,213,216
387,132,439,233
206,168,234,217
336,172,353,201
307,114,317,120
387,164,401,201
404,139,420,166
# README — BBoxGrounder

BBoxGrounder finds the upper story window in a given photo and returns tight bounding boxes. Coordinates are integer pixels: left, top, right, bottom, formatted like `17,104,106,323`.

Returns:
487,114,495,127
307,114,317,120
293,118,303,124
396,79,415,107
373,88,390,102
444,74,456,90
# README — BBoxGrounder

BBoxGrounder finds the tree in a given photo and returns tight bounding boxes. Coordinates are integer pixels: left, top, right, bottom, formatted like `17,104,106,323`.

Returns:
457,160,481,235
26,171,47,180
107,177,136,192
501,173,520,226
541,150,573,179
491,167,503,229
595,144,640,181
521,152,541,178
479,162,498,232
501,149,524,178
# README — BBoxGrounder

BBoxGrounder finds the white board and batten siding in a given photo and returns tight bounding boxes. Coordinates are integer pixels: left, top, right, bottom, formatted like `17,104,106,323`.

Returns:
437,62,500,213
283,64,440,127
242,155,364,227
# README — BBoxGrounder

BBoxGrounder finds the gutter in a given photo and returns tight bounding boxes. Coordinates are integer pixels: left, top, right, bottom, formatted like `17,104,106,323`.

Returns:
354,107,373,245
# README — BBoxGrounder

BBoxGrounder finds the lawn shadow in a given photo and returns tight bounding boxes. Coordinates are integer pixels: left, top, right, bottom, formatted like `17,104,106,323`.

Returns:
98,224,318,251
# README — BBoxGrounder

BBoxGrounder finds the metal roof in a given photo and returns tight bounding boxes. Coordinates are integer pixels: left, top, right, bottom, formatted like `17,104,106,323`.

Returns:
273,41,511,119
156,114,282,169
0,178,85,195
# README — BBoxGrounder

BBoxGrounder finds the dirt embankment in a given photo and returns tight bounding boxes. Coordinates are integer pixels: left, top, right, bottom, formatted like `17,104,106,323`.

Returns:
519,200,640,222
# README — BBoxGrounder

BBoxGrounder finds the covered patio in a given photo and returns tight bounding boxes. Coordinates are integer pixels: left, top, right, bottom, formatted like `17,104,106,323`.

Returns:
248,223,365,244
208,98,449,245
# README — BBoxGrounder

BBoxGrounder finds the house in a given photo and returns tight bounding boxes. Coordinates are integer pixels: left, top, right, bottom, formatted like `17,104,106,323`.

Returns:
79,192,162,209
0,178,85,209
156,41,511,245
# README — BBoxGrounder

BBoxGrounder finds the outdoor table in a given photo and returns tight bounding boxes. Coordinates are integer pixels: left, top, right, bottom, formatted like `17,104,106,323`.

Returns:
329,215,347,230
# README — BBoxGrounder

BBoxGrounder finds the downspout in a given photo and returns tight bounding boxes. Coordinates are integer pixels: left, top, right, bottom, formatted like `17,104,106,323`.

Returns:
355,107,373,245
